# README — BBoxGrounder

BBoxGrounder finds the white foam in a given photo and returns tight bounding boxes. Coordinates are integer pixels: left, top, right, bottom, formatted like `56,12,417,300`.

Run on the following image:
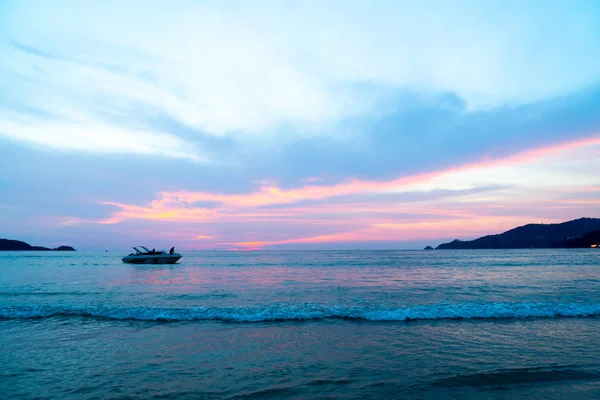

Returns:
2,302,600,322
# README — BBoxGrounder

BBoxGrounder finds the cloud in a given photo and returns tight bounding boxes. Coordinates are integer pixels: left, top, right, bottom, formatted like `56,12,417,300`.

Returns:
2,0,600,154
251,87,600,183
0,110,205,161
2,1,600,249
58,135,600,249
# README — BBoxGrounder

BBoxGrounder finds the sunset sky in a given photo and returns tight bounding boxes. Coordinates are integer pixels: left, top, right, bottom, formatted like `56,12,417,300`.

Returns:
1,0,600,251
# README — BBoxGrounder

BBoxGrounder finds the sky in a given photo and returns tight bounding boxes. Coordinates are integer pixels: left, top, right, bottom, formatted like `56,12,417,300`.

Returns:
1,0,600,251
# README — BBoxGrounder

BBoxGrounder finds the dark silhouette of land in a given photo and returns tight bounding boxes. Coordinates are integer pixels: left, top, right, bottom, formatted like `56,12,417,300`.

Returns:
552,229,600,248
436,217,600,249
0,238,76,251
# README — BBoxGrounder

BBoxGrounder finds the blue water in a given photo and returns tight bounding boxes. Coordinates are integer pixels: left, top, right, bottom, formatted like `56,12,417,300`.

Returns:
1,249,600,399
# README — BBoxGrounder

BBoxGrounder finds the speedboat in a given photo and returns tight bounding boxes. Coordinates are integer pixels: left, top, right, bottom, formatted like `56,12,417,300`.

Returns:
122,246,182,264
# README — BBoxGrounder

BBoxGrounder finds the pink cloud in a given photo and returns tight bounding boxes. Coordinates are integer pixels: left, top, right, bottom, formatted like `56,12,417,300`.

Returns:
67,135,600,248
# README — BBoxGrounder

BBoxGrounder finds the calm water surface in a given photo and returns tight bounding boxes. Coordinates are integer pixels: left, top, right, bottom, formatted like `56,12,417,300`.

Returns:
1,249,600,399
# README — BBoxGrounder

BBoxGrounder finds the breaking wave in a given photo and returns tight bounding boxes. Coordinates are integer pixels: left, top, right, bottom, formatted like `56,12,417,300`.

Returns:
2,302,600,322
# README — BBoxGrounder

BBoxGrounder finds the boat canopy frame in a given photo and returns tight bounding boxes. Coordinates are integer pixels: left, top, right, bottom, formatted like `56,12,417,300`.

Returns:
132,246,154,254
131,246,167,255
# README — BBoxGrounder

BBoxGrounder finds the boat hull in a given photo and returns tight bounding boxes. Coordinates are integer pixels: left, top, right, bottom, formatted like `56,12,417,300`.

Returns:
122,255,182,264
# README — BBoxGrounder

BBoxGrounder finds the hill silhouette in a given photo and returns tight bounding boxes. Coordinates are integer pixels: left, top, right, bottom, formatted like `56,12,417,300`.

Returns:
0,238,76,251
436,217,600,249
552,229,600,248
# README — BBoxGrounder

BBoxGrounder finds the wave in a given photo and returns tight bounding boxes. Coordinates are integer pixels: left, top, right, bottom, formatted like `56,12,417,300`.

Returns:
431,366,600,388
0,291,98,297
2,301,600,323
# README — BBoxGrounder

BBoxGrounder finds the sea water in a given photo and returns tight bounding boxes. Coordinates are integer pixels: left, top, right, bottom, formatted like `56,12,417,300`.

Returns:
1,249,600,399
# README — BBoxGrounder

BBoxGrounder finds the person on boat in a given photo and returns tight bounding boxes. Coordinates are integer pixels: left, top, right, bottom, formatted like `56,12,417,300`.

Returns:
169,247,175,254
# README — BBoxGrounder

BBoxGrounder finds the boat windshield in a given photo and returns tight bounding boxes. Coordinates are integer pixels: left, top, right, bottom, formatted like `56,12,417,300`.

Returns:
130,246,165,255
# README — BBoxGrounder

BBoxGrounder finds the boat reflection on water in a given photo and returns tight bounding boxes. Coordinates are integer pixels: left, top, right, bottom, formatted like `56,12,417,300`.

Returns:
122,246,182,264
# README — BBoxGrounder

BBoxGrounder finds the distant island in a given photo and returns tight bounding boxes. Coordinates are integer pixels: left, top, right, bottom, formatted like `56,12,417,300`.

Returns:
0,238,76,251
423,246,434,250
436,217,600,249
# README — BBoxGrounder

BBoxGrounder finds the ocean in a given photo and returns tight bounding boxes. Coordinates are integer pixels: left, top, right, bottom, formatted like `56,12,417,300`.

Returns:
1,249,600,399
